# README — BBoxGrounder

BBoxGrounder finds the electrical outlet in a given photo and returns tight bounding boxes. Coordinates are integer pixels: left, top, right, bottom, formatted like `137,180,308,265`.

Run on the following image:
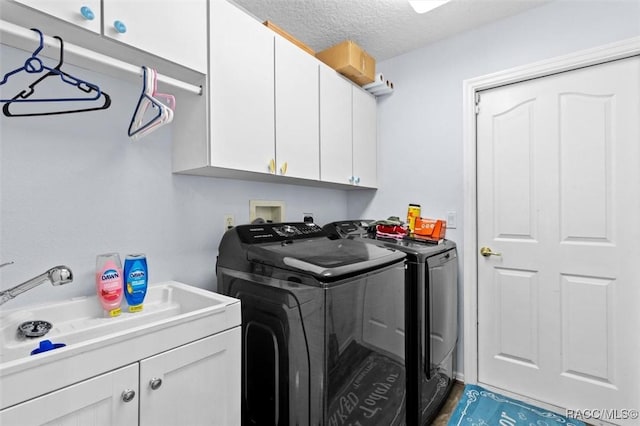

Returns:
224,214,235,231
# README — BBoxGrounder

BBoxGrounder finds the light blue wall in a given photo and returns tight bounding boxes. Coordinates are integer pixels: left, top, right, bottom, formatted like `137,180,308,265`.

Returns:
348,0,640,377
0,45,348,309
2,0,639,376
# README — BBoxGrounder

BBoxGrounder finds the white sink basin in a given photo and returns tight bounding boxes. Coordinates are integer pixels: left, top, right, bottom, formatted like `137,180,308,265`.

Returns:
0,281,240,410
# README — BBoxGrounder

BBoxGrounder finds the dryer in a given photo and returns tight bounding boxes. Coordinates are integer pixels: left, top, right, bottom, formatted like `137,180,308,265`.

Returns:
323,220,458,425
216,222,408,425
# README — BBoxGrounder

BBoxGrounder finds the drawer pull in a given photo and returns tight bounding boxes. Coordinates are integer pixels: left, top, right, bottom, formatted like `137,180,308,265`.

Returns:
149,377,163,390
80,6,95,20
113,20,127,34
121,389,136,403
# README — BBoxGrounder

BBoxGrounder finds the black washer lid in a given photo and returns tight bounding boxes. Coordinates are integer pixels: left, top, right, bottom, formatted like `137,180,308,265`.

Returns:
247,237,405,280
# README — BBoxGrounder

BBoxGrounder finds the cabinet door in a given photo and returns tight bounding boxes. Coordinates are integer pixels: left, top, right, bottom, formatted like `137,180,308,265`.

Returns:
275,36,320,180
0,364,138,426
10,0,101,33
139,327,241,426
102,0,207,73
320,66,353,185
209,0,275,175
352,87,377,188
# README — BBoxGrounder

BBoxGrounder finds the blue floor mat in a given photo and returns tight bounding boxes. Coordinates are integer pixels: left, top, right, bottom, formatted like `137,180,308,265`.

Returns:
447,384,585,426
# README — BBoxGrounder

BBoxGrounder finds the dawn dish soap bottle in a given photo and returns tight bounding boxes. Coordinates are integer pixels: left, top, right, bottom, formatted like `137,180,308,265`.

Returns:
123,254,148,312
96,253,123,317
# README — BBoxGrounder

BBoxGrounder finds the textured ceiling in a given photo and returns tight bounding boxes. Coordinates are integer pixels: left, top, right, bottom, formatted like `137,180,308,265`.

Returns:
232,0,552,61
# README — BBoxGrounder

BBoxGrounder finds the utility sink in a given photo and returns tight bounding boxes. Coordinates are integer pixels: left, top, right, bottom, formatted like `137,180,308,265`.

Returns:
0,281,240,410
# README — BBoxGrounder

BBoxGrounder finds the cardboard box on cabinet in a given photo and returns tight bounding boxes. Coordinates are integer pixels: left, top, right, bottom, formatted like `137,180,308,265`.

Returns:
316,40,376,85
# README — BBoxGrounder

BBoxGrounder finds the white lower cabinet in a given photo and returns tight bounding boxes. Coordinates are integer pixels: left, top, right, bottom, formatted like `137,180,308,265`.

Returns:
0,363,138,425
140,327,241,426
0,328,241,426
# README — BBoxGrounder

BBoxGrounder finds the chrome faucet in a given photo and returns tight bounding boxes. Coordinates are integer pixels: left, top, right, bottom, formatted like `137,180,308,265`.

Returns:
0,262,73,305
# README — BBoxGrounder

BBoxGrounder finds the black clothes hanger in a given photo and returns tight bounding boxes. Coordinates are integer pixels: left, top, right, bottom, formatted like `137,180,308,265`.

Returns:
1,30,111,116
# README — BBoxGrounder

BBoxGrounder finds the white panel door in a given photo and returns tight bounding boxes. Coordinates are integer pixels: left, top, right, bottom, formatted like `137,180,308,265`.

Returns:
275,36,320,180
0,364,138,426
477,56,640,422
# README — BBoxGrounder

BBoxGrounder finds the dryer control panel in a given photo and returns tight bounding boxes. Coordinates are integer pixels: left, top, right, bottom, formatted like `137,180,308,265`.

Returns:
235,222,328,244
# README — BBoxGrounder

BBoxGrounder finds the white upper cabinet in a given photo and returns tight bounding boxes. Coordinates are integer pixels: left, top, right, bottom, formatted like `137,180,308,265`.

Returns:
352,86,377,188
275,36,320,180
102,0,207,73
5,0,207,73
208,0,275,174
10,0,101,33
320,65,353,185
319,65,377,187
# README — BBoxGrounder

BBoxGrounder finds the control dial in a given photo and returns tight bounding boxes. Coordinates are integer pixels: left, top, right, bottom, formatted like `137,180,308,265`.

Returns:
278,225,297,237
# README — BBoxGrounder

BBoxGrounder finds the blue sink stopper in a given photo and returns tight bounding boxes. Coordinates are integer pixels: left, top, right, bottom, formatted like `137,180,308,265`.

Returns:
30,339,66,355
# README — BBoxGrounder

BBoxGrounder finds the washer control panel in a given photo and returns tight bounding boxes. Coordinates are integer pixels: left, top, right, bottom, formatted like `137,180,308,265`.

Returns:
236,222,327,244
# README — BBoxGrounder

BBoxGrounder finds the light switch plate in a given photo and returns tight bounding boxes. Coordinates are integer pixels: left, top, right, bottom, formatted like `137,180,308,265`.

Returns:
446,211,457,229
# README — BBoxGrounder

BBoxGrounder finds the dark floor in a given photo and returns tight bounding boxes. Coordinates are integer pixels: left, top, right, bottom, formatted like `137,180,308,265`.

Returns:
431,380,465,426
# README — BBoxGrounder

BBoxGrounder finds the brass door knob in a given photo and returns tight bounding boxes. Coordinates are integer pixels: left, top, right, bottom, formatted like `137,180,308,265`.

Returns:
480,246,502,257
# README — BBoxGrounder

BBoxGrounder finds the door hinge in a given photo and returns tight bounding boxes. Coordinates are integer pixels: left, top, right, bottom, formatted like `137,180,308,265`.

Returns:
475,92,481,114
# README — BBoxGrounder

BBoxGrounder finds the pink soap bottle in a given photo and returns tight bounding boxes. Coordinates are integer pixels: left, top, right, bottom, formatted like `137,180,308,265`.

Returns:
96,253,123,317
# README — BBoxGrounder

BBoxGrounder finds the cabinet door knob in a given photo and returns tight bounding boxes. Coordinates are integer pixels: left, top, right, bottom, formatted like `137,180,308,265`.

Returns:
149,377,163,390
121,389,136,403
113,20,127,34
354,176,361,185
348,176,354,184
279,162,288,175
80,6,95,20
268,159,276,174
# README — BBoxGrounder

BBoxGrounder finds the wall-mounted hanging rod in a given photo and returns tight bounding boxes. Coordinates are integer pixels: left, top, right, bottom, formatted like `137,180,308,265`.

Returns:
0,20,203,96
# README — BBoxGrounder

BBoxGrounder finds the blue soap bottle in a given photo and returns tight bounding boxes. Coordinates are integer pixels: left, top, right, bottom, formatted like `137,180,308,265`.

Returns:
123,254,148,312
